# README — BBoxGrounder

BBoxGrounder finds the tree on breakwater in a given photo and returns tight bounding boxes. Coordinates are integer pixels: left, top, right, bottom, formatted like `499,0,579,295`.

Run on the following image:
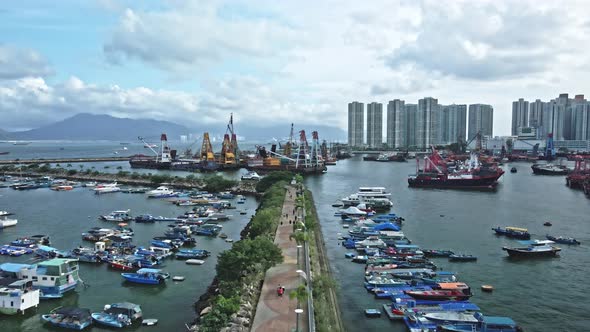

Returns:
196,173,290,331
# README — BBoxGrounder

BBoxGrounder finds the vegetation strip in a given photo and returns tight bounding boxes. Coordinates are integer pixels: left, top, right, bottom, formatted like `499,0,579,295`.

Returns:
302,190,345,332
191,174,290,331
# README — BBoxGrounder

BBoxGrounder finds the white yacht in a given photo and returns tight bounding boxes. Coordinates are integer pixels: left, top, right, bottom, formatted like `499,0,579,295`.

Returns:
146,186,174,198
93,183,120,194
341,187,393,208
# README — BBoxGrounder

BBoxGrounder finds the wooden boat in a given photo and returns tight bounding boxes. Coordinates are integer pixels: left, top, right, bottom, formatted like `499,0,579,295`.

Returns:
545,235,580,245
449,254,477,262
41,307,93,330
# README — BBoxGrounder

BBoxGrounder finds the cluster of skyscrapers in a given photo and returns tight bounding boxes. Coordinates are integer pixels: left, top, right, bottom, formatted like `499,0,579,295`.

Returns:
512,93,590,141
348,98,493,149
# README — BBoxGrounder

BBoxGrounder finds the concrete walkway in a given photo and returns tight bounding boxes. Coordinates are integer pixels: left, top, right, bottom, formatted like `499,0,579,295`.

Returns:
251,186,307,332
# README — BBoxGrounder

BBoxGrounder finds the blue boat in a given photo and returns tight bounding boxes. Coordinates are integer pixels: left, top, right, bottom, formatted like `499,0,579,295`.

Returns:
41,307,93,330
546,234,581,245
175,249,210,260
121,268,169,285
91,302,143,328
438,314,521,332
150,238,181,250
0,245,33,256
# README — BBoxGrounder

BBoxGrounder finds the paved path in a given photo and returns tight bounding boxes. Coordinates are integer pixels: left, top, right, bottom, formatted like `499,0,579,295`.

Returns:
251,186,307,332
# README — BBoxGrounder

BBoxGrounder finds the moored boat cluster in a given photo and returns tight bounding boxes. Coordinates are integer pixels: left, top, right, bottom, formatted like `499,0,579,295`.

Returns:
336,186,523,332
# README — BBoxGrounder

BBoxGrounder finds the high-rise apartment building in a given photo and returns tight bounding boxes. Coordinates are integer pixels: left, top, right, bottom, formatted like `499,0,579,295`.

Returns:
417,97,440,148
441,104,467,144
571,95,590,140
366,102,383,148
386,99,405,148
347,101,364,147
405,104,418,148
529,99,543,128
512,98,529,135
468,104,494,139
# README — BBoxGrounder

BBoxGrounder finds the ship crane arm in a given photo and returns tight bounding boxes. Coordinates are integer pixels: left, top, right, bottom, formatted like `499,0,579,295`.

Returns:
137,136,159,157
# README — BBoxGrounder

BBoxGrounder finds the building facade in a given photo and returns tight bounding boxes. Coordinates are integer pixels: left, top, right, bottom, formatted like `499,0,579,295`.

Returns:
441,104,467,144
512,98,529,135
468,104,494,139
405,104,418,149
366,102,383,148
417,97,440,148
347,101,364,147
386,99,405,148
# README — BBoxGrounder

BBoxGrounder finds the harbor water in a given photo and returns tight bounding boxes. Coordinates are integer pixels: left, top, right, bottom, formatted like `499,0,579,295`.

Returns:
305,156,590,332
1,142,590,331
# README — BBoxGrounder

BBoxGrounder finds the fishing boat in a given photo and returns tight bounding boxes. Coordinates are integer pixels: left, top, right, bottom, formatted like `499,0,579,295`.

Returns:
175,249,210,260
545,235,580,245
241,171,261,181
404,290,472,301
0,258,81,299
492,226,531,240
449,254,477,262
0,218,17,228
121,268,169,285
41,307,93,330
531,163,570,175
92,302,142,328
408,148,504,189
108,258,137,272
0,280,40,315
100,210,132,222
502,240,561,258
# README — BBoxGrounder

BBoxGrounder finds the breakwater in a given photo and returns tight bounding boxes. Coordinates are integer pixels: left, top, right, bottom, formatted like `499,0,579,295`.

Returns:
0,156,131,164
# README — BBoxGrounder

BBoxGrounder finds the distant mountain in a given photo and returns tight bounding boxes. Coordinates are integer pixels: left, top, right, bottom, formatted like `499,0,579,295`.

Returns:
5,113,347,142
9,113,192,141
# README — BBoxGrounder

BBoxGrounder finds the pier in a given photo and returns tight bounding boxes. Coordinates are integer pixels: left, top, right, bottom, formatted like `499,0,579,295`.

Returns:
0,156,131,165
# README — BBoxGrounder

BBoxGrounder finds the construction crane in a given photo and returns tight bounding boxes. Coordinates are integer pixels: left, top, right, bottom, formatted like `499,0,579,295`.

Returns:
284,123,294,157
200,132,215,161
226,113,240,163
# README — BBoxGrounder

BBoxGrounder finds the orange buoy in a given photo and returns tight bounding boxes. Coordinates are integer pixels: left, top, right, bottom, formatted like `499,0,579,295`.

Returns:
481,285,494,292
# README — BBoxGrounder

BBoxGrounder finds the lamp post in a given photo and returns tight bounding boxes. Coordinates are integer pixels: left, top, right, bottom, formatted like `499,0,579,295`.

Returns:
294,308,304,332
297,245,302,266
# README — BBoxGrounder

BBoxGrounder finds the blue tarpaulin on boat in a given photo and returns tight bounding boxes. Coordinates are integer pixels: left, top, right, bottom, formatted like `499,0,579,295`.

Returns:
481,316,516,326
439,302,480,311
372,223,400,231
0,263,31,273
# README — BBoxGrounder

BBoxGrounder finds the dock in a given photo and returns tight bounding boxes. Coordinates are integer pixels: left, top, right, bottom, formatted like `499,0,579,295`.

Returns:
0,157,131,165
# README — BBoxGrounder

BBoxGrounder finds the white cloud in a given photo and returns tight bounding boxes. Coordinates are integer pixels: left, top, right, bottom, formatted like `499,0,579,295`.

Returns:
3,0,590,136
0,45,53,80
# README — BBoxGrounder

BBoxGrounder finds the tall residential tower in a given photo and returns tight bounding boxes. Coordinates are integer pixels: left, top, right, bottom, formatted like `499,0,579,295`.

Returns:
468,104,494,139
386,99,405,148
347,101,364,147
366,102,383,148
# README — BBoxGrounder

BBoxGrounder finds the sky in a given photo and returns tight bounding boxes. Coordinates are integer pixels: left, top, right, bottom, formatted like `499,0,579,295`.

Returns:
1,0,589,135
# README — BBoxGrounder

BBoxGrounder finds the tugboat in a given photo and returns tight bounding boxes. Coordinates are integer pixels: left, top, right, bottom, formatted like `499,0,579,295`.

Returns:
408,148,504,189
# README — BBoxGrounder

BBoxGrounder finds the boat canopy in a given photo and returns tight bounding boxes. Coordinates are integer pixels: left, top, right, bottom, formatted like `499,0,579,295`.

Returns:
372,223,400,231
517,240,555,245
0,263,30,273
341,207,367,215
481,316,517,326
106,302,141,315
393,244,420,249
505,227,528,232
439,302,480,311
437,282,469,290
55,307,92,319
137,268,162,274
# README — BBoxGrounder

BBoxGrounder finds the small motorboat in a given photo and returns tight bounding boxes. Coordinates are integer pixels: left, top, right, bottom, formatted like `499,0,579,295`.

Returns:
225,238,234,243
172,276,185,281
175,249,210,260
142,319,158,326
218,233,228,239
364,309,381,318
404,290,472,301
543,221,552,227
0,218,17,229
481,285,494,292
91,302,142,328
186,259,205,265
41,307,93,330
448,254,477,262
423,249,455,257
121,268,169,285
510,167,517,173
0,211,13,217
546,234,580,245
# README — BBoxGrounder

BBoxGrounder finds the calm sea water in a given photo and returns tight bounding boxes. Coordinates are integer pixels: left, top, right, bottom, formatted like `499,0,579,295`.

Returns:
0,145,259,331
2,142,589,331
305,156,590,332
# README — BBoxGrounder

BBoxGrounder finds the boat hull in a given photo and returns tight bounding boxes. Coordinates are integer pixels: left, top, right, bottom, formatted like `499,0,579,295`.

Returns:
408,174,502,190
531,165,569,175
502,247,561,258
41,315,92,330
121,274,164,285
